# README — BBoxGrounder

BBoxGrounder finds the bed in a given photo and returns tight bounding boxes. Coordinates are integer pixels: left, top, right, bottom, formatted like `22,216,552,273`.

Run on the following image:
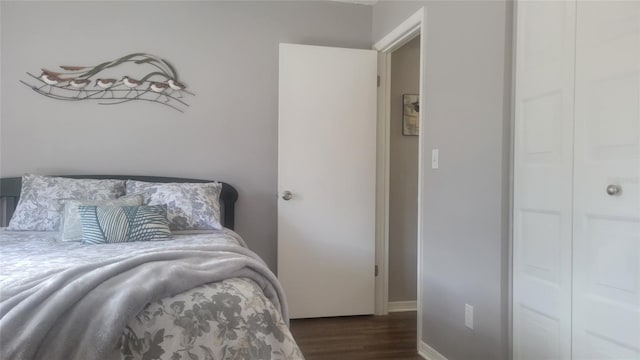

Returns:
0,174,304,360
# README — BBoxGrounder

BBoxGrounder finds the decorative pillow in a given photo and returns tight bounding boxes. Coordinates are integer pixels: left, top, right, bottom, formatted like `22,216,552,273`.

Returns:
7,174,126,231
59,195,144,242
78,205,171,244
125,180,223,230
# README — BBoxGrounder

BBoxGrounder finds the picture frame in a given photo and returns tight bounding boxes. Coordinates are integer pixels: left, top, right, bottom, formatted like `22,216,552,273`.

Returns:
402,94,419,136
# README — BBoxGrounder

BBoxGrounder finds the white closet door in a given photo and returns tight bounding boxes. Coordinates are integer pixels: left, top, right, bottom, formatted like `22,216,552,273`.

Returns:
572,2,640,359
513,2,575,359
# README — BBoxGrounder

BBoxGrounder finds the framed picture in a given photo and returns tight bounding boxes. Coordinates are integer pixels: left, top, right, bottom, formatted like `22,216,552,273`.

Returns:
402,94,419,136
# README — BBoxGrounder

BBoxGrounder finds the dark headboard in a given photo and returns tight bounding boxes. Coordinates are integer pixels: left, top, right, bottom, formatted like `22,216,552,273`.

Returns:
0,175,239,229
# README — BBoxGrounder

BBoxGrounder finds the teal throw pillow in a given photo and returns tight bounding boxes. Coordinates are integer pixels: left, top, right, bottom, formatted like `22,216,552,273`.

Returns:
79,205,171,244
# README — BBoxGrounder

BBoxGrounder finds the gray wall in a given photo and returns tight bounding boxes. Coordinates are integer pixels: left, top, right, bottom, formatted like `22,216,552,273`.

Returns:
389,36,419,303
0,0,373,271
373,1,512,360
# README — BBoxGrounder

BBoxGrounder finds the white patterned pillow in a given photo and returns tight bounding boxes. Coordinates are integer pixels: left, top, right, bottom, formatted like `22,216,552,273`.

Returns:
79,205,171,244
7,174,126,231
59,195,144,242
125,180,222,230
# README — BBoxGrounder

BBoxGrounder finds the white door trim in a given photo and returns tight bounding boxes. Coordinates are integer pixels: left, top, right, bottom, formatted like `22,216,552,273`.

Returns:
508,1,517,358
388,300,418,312
372,6,427,358
418,341,449,360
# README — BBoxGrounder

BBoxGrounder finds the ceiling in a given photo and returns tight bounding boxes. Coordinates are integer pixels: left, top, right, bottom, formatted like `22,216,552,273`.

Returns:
329,0,378,5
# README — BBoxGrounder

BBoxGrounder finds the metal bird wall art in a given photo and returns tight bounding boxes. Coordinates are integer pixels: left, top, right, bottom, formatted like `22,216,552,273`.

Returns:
20,53,194,113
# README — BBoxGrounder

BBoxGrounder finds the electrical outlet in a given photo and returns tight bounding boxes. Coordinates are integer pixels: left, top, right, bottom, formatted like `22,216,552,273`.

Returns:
465,304,474,329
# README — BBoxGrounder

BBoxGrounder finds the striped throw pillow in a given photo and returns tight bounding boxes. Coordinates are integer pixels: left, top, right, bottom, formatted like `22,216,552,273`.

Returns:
78,205,171,244
59,195,144,242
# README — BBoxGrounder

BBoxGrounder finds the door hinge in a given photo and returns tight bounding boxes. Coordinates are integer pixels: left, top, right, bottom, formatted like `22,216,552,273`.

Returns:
377,75,381,87
375,265,379,277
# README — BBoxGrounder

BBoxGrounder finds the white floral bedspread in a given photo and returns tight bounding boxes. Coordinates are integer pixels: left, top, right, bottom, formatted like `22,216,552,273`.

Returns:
0,229,247,285
122,278,302,360
0,229,304,360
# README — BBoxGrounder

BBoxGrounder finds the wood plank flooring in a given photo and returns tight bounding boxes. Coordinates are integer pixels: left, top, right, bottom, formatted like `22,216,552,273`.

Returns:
289,311,422,360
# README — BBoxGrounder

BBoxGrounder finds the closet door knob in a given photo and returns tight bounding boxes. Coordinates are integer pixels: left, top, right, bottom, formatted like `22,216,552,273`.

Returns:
282,190,293,201
606,184,621,196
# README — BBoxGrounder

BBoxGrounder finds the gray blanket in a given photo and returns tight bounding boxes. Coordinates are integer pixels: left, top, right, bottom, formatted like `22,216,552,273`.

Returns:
0,234,288,360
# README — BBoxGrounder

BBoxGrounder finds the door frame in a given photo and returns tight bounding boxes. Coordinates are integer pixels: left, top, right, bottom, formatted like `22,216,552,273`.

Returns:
372,5,426,349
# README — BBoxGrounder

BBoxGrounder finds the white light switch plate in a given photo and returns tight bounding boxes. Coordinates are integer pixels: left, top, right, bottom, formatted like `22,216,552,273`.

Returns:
465,304,474,329
431,149,439,169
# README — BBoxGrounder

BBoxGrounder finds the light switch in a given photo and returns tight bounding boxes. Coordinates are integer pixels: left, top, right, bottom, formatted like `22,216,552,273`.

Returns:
465,304,474,329
431,149,439,169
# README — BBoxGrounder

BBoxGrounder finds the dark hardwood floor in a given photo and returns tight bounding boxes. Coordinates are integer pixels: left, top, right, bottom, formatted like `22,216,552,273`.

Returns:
289,311,422,360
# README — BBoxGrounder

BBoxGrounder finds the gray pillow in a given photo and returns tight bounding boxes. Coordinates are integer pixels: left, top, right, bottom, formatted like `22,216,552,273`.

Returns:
59,195,144,242
79,204,171,244
7,174,126,231
125,180,222,230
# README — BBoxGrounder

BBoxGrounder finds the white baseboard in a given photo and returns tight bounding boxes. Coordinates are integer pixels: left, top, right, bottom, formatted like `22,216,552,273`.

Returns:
387,300,417,312
418,340,448,360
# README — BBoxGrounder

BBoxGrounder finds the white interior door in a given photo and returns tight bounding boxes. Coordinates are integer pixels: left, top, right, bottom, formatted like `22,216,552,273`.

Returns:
513,2,575,359
277,43,377,319
572,2,640,359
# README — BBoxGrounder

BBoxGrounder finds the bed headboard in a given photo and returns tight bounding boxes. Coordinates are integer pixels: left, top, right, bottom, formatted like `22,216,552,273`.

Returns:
0,175,239,230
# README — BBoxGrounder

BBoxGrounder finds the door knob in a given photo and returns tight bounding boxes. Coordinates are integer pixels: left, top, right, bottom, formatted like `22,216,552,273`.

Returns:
606,184,621,196
282,190,293,201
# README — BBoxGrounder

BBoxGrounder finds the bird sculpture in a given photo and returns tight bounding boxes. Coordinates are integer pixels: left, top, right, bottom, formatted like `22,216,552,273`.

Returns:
67,78,91,98
38,70,69,93
23,54,194,112
166,79,186,98
122,76,143,98
149,81,170,102
95,78,117,98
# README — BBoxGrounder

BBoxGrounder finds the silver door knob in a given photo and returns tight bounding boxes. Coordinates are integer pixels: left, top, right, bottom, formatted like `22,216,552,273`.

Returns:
606,184,621,196
282,190,293,201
